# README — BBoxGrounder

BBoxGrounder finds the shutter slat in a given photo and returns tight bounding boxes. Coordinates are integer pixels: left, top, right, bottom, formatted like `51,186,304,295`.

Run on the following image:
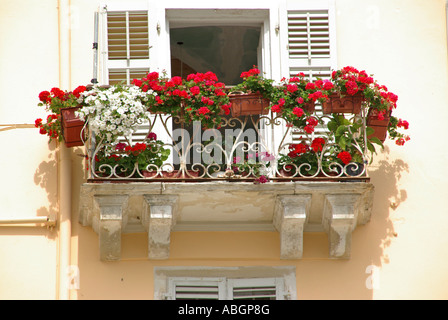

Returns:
175,285,220,300
233,286,277,300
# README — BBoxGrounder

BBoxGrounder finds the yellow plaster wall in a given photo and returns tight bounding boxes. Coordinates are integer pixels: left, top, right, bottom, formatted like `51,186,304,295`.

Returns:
0,0,60,299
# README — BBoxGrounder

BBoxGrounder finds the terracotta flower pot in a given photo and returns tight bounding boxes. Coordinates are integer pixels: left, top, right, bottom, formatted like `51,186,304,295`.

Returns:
303,101,316,113
322,92,363,114
228,92,270,117
61,106,85,147
367,109,391,142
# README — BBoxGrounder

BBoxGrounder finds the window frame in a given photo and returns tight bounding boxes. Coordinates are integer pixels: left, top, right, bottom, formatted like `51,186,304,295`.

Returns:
154,266,296,300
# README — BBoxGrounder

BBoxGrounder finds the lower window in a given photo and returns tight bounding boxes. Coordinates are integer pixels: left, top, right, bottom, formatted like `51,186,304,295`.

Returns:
154,266,296,300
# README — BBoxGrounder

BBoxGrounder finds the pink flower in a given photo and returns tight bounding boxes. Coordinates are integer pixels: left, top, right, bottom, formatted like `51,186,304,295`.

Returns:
304,125,314,134
323,80,334,91
292,107,304,117
198,106,210,115
305,82,316,90
398,119,409,130
190,86,200,95
345,80,358,95
287,84,298,93
147,132,157,140
254,175,268,184
271,104,281,113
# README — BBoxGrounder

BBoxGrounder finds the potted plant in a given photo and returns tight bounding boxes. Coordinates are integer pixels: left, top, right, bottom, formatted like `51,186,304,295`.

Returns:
270,73,331,130
94,132,170,178
76,84,152,145
35,85,87,147
322,66,372,114
277,137,333,177
133,71,231,129
231,151,274,183
229,66,275,117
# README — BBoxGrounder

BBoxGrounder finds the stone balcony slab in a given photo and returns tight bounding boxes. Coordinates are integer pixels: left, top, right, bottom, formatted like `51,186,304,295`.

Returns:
79,181,374,261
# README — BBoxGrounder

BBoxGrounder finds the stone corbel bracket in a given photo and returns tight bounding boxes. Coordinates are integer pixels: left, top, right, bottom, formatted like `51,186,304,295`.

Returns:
323,193,364,259
142,194,179,260
93,195,129,261
274,194,312,259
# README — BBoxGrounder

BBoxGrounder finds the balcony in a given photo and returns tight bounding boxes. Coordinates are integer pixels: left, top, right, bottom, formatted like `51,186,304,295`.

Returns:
78,108,375,261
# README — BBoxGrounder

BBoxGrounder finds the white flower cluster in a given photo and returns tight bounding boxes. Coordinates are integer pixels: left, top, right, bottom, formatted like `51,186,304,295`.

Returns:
76,85,153,144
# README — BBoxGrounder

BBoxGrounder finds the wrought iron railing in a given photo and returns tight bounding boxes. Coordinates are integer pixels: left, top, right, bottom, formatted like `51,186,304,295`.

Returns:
84,106,372,182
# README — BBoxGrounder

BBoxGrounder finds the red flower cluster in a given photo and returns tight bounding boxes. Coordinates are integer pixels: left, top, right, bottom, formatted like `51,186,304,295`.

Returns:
133,71,230,128
288,137,326,159
395,136,410,146
337,151,352,165
292,107,304,117
331,66,374,96
310,137,325,152
397,119,409,130
34,114,60,139
125,142,147,156
304,117,318,134
288,143,309,158
240,67,260,79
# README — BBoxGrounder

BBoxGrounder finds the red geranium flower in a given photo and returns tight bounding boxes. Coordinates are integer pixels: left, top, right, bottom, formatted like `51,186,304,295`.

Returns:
337,151,352,165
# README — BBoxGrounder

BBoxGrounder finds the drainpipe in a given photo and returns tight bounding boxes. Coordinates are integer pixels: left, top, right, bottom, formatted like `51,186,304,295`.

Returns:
57,0,72,300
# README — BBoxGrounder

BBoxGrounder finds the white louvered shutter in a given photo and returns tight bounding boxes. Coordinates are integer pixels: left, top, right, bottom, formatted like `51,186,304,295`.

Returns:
278,0,337,144
100,6,150,85
279,0,337,81
227,278,285,300
168,278,226,300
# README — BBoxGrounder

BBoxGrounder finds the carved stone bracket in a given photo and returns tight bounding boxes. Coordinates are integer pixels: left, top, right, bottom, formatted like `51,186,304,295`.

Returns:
93,195,129,261
323,194,362,259
274,194,312,259
79,182,374,261
142,194,179,259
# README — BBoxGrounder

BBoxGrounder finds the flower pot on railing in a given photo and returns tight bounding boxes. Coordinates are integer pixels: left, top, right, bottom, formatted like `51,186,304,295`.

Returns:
367,109,391,142
61,106,85,147
322,92,363,114
303,101,316,114
228,92,270,117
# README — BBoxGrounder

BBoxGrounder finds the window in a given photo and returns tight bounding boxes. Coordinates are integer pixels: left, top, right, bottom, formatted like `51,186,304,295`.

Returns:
154,266,296,300
96,1,337,164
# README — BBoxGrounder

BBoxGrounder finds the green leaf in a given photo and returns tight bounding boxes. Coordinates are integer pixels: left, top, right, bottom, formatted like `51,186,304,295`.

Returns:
366,127,375,136
336,125,348,137
339,136,347,150
369,136,384,148
327,120,338,132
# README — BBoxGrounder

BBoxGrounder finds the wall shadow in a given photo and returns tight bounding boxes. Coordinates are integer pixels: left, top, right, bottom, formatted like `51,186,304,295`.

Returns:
298,146,410,300
356,146,409,296
33,141,59,240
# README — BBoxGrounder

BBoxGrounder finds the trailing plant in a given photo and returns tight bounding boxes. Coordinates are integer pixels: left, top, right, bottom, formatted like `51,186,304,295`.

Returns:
35,85,87,142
